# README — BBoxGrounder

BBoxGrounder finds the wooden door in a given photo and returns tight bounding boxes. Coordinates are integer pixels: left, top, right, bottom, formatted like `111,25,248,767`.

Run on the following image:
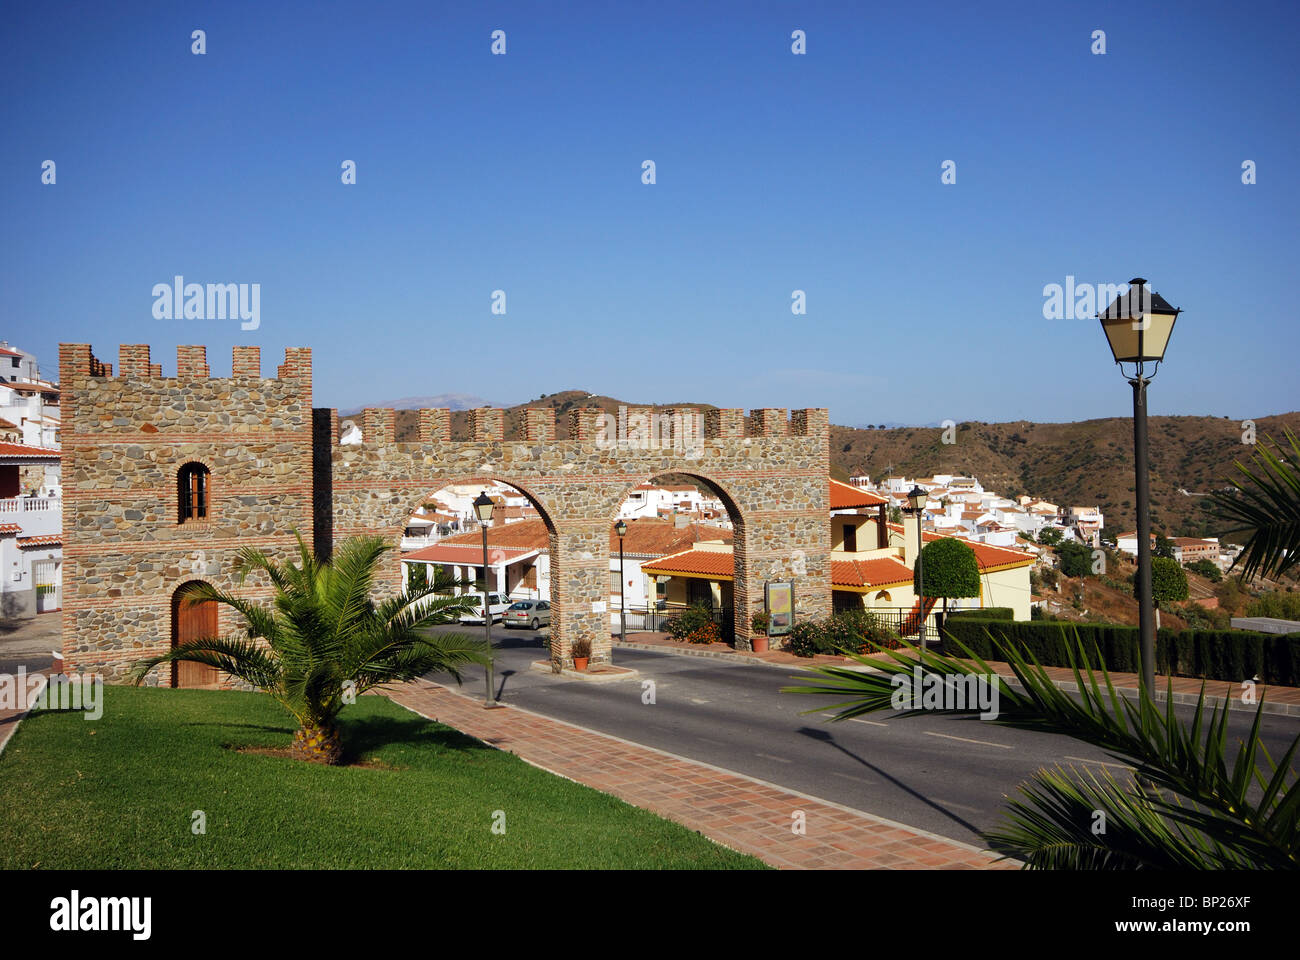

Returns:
173,587,220,689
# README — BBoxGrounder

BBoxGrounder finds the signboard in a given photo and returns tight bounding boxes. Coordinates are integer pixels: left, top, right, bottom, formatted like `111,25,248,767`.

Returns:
591,600,607,614
765,581,795,636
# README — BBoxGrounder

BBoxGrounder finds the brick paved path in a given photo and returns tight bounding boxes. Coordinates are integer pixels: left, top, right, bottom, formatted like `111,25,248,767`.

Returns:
382,678,1013,869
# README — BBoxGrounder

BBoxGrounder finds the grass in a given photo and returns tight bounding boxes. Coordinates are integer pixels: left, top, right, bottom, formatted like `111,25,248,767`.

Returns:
0,686,766,869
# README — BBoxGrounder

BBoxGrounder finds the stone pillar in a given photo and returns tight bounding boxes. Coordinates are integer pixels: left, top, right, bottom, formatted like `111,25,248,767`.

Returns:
524,408,556,443
362,408,395,443
177,345,210,378
232,345,261,378
705,408,744,439
549,522,610,670
118,344,151,378
468,408,504,441
418,408,450,442
750,408,789,436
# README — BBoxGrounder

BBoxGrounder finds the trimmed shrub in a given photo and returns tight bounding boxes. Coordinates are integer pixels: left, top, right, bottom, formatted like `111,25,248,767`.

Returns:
665,604,718,644
785,612,901,657
940,617,1300,685
946,608,1015,621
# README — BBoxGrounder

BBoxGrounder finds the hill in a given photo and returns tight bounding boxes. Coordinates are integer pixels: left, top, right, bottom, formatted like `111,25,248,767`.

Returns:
831,412,1300,539
350,388,1299,540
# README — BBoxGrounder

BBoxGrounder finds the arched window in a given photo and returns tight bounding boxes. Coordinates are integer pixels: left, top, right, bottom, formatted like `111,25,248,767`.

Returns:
178,463,210,522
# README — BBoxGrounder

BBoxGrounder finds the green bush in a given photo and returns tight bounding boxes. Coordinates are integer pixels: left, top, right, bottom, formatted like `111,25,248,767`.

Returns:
665,604,716,642
1152,557,1189,604
939,618,1300,685
786,611,901,658
1058,541,1093,578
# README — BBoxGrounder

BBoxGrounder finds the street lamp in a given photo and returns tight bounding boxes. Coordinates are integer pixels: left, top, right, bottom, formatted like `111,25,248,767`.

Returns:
1099,278,1180,698
614,519,628,644
473,491,499,708
905,485,928,652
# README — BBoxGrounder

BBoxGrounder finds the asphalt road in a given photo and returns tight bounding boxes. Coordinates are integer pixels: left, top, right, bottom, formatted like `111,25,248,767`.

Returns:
427,624,1300,847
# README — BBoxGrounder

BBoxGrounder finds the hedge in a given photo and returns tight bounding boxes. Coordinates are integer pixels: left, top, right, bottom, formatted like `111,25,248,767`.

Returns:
945,608,1015,622
939,618,1300,686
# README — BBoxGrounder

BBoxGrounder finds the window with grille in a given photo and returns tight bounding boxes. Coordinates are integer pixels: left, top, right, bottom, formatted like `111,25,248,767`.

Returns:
178,463,209,521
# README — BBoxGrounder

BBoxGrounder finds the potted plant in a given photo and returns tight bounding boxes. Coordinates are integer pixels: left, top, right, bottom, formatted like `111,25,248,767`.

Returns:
750,612,771,653
570,637,591,671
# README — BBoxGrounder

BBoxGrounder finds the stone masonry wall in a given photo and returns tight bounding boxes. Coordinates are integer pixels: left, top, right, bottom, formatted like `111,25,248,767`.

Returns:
61,342,829,680
60,344,314,684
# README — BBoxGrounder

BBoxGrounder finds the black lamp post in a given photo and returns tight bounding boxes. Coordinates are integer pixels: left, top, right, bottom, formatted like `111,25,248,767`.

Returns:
473,491,499,707
1099,278,1180,698
905,485,929,652
615,519,628,643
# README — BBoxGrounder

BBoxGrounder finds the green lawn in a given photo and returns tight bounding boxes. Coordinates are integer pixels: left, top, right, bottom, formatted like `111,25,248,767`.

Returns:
0,686,766,869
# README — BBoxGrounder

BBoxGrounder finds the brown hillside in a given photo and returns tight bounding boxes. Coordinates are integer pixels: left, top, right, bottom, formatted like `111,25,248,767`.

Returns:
832,413,1300,539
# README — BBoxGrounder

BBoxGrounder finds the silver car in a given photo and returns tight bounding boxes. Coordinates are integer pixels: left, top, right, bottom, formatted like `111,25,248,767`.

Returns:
503,600,551,630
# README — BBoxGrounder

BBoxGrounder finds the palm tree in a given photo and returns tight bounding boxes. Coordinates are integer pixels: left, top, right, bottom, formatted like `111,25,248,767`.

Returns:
131,534,490,764
1210,427,1300,581
783,637,1299,868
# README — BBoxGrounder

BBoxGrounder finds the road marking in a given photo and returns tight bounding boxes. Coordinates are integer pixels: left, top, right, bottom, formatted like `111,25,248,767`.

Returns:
933,798,981,814
832,771,874,784
923,731,1013,749
755,752,793,764
1064,755,1137,771
822,712,887,727
690,698,710,704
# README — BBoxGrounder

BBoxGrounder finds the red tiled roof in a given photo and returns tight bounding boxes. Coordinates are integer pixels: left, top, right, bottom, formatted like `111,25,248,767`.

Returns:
832,556,913,589
0,348,24,358
886,524,1036,571
830,479,887,509
17,535,60,548
640,548,735,580
0,523,21,534
0,442,60,459
1,381,58,394
403,542,538,565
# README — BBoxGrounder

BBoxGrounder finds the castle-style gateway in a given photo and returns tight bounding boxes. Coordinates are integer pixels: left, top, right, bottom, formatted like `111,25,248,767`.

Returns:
59,343,831,685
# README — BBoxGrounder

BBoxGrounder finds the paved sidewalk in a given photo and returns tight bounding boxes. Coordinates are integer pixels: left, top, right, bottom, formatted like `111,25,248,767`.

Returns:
382,677,1013,869
616,634,1300,718
0,667,48,756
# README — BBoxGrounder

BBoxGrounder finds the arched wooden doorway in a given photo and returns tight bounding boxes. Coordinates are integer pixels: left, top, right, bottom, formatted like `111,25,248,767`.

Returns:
172,582,220,689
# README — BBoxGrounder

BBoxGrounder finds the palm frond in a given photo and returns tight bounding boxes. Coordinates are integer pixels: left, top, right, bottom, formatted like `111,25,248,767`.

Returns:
1209,428,1300,581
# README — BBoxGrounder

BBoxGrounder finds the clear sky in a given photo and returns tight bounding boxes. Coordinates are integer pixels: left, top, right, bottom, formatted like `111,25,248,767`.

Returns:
3,0,1297,426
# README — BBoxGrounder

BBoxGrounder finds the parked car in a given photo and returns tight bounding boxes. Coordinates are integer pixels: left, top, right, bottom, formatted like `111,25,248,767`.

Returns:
458,593,511,624
503,600,551,630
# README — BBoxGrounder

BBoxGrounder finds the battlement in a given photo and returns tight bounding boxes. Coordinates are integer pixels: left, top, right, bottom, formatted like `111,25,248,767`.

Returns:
59,344,313,383
331,404,830,445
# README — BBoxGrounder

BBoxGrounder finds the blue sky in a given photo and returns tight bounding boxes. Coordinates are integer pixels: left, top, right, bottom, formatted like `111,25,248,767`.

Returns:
3,0,1297,425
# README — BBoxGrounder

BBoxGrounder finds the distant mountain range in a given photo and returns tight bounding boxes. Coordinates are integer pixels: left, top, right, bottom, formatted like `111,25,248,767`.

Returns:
345,387,1299,538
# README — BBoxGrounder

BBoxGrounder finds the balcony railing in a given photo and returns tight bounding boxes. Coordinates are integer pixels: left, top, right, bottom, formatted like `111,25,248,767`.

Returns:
0,496,60,513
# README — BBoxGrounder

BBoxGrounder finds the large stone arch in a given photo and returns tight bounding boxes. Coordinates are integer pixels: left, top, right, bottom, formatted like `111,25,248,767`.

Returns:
329,404,832,666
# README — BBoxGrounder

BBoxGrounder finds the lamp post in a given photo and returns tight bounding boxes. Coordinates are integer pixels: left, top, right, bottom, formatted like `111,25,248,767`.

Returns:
615,519,628,643
473,491,498,708
906,485,929,653
1099,278,1180,699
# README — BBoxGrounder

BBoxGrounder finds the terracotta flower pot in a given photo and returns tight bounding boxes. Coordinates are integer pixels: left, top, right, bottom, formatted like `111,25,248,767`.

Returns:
751,636,769,653
573,657,589,671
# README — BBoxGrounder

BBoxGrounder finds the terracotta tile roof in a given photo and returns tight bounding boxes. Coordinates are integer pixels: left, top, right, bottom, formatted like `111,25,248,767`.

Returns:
0,348,24,358
0,418,16,429
613,517,732,556
832,556,913,589
1,381,58,394
403,542,538,564
640,548,736,580
0,523,21,534
16,535,60,548
0,442,60,459
886,524,1036,571
830,479,887,509
436,519,551,552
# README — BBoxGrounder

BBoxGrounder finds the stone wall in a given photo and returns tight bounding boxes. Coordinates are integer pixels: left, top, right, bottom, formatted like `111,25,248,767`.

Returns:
59,344,314,683
61,342,830,680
